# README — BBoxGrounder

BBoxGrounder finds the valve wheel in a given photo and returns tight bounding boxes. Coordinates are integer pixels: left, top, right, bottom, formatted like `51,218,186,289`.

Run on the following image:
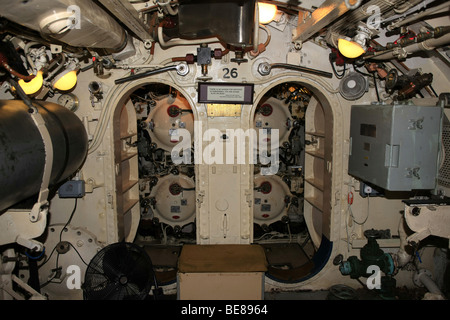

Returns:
328,284,357,300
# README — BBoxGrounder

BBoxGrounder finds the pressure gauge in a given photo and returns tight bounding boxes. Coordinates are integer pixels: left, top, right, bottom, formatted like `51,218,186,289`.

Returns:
57,93,79,112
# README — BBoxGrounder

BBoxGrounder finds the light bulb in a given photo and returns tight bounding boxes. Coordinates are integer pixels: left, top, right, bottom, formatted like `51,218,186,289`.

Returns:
53,70,78,91
338,38,366,59
18,71,43,95
258,2,277,24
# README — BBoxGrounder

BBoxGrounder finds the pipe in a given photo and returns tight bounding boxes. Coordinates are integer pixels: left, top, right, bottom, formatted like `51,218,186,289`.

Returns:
328,0,426,38
44,53,66,81
157,26,221,48
252,2,260,53
157,0,178,16
393,0,424,14
366,31,450,60
389,1,450,30
396,216,412,268
0,53,35,81
414,269,446,298
250,25,272,57
23,41,41,72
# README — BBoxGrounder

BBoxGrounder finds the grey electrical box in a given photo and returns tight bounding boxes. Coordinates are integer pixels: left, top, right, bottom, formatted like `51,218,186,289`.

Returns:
348,103,442,191
58,180,85,198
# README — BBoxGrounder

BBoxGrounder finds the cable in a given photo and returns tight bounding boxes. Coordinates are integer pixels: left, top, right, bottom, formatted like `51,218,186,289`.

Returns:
373,73,381,102
67,242,89,266
57,199,89,267
345,209,351,252
429,84,438,97
59,198,78,242
331,60,346,79
348,191,369,225
345,191,354,252
38,199,78,285
38,245,57,269
352,64,371,77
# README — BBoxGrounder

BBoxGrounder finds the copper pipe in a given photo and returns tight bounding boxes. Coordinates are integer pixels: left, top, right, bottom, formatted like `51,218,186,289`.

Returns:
0,53,35,81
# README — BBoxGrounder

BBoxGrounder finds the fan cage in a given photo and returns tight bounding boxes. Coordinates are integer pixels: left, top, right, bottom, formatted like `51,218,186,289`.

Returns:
83,242,154,300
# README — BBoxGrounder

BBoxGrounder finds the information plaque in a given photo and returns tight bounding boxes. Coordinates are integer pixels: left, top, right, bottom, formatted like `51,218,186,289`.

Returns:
198,82,254,104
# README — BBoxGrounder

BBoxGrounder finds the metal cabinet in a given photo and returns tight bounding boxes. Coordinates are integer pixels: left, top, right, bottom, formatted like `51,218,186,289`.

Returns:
348,103,442,191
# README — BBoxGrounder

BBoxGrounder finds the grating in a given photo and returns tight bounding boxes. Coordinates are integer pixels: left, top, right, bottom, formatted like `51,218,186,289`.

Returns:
438,124,450,188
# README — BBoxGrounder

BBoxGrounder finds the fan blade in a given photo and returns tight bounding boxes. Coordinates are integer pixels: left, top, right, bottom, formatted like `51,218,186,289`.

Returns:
83,243,154,300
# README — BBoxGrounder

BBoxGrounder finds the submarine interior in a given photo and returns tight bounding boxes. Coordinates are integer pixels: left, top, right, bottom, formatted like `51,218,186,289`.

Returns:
0,0,449,301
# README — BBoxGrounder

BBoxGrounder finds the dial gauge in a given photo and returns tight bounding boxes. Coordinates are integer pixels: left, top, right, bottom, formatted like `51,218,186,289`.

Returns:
57,93,79,112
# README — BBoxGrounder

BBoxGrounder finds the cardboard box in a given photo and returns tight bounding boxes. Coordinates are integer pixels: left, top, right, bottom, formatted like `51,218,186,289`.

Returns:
177,244,268,300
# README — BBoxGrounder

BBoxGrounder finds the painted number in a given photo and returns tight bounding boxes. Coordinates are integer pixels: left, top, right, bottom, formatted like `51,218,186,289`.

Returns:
223,68,238,79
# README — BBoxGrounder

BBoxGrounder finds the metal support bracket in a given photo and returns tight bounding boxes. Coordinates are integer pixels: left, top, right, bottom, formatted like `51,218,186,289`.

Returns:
292,0,358,43
0,107,52,251
404,203,450,244
97,0,154,42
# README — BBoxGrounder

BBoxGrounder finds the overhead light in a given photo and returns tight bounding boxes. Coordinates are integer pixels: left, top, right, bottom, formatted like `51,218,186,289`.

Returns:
53,69,78,91
18,70,43,95
338,38,366,59
337,23,376,59
258,2,277,24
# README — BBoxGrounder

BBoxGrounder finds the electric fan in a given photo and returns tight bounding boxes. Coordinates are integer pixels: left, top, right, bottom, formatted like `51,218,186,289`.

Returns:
82,242,155,300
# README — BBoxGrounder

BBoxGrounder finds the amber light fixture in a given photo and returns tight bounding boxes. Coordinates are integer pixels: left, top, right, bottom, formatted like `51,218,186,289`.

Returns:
18,70,44,95
338,38,366,59
258,2,277,24
53,69,78,91
337,23,375,59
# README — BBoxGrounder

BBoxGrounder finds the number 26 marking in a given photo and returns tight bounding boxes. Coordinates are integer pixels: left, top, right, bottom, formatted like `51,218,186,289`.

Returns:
223,68,238,79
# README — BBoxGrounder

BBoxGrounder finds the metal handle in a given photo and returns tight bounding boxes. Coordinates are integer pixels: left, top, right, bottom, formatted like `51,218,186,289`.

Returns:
115,63,189,84
257,62,333,78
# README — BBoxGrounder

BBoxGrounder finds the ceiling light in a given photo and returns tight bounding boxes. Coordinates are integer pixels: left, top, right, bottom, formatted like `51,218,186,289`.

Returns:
338,38,366,59
258,2,277,24
18,70,43,95
337,23,377,59
53,69,78,91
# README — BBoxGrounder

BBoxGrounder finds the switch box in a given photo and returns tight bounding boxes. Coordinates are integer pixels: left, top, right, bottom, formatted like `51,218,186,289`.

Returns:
348,103,442,191
58,180,85,198
359,182,383,198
